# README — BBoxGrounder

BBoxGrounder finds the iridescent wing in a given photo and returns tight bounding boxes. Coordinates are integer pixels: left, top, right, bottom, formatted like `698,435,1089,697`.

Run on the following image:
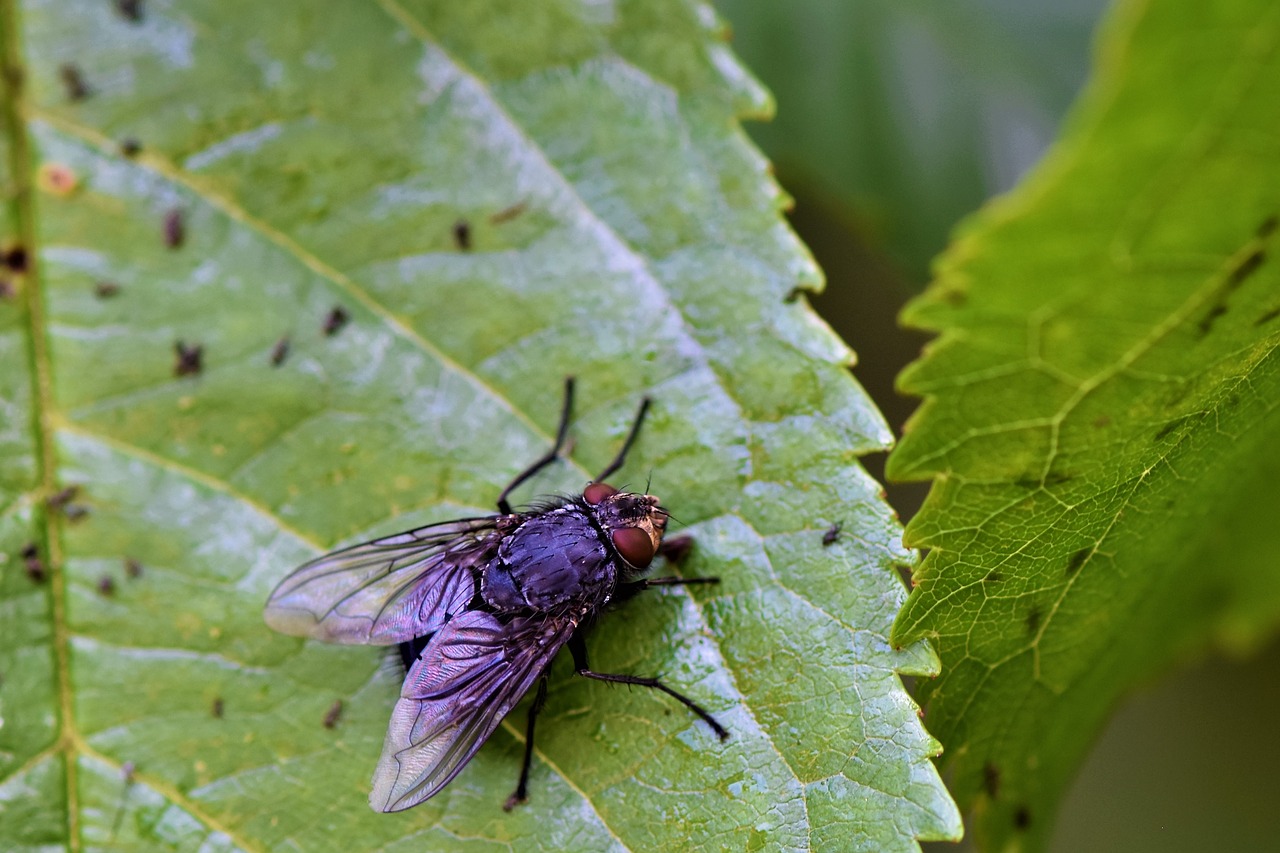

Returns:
369,609,577,812
264,517,501,645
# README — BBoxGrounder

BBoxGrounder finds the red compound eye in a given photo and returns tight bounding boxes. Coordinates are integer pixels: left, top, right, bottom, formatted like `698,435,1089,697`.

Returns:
612,527,656,568
583,482,618,505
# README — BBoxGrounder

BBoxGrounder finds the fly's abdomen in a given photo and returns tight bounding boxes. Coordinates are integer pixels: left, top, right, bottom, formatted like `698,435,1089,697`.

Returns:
481,507,613,611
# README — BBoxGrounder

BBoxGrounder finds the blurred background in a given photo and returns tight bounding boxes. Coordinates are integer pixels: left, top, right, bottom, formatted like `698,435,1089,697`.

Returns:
712,0,1280,850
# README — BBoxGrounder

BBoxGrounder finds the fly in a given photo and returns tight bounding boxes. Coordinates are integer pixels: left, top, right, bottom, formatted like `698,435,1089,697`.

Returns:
264,377,727,812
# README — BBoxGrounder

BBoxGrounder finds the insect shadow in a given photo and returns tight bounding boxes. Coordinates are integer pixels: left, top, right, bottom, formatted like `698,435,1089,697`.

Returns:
265,377,726,812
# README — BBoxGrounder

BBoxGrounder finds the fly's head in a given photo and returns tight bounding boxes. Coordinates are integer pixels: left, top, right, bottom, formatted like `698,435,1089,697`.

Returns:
583,482,667,570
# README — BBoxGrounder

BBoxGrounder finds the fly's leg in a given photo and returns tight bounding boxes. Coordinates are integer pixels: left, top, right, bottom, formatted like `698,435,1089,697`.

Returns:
497,377,576,514
593,396,651,483
569,633,728,741
503,676,549,811
656,534,694,565
613,575,719,604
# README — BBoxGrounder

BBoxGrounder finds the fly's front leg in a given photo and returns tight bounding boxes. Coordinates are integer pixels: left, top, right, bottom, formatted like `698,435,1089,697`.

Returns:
569,633,728,741
613,575,719,604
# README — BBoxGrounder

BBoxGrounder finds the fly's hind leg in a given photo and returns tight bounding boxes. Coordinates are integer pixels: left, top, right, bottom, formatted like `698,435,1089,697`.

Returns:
569,633,728,741
504,676,549,811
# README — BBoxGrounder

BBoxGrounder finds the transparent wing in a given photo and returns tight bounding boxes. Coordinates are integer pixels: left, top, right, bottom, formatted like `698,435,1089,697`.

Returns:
369,609,576,812
264,517,501,645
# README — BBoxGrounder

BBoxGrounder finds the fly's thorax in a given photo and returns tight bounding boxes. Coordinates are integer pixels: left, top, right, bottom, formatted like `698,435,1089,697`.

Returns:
582,483,667,572
481,505,615,612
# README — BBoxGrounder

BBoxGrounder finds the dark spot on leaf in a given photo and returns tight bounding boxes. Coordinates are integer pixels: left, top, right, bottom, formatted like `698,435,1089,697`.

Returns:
984,570,1002,583
489,201,527,224
322,306,349,337
163,209,185,248
3,245,27,272
47,485,80,510
1013,805,1032,830
1015,476,1041,490
1198,247,1268,336
822,521,843,546
22,542,44,583
174,341,203,377
94,281,121,298
1025,605,1041,635
270,335,290,366
124,557,143,579
58,63,90,101
120,138,142,157
452,219,471,251
1043,470,1073,486
1093,414,1112,428
940,288,967,306
0,279,13,299
64,504,91,523
1258,215,1278,239
211,697,224,718
1154,419,1180,441
323,699,343,729
1196,303,1228,337
97,575,115,596
983,762,1000,798
1256,305,1280,327
1226,248,1265,288
115,0,143,22
1066,548,1090,576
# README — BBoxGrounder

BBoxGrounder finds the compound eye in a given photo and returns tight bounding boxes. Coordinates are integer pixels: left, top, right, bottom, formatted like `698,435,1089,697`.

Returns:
584,482,619,505
612,527,656,568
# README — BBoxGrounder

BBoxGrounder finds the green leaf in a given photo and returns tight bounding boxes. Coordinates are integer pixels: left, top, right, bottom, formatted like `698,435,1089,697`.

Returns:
0,1,960,849
888,0,1280,848
714,0,1105,279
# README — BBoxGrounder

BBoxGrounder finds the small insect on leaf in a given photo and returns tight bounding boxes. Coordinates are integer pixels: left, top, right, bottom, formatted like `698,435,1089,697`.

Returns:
211,697,224,718
97,575,116,596
173,341,203,377
264,378,727,813
822,521,843,546
94,281,121,299
124,557,143,579
119,138,142,157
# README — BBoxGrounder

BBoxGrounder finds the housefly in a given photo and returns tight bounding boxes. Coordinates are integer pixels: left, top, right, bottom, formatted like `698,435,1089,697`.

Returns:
264,378,727,812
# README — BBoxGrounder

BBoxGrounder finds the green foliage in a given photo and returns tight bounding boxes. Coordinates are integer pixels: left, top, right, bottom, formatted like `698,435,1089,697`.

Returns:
715,0,1104,279
0,1,959,849
889,0,1280,848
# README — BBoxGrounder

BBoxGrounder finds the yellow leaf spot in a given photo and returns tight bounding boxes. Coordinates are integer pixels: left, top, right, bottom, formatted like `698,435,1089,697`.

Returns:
37,162,79,196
